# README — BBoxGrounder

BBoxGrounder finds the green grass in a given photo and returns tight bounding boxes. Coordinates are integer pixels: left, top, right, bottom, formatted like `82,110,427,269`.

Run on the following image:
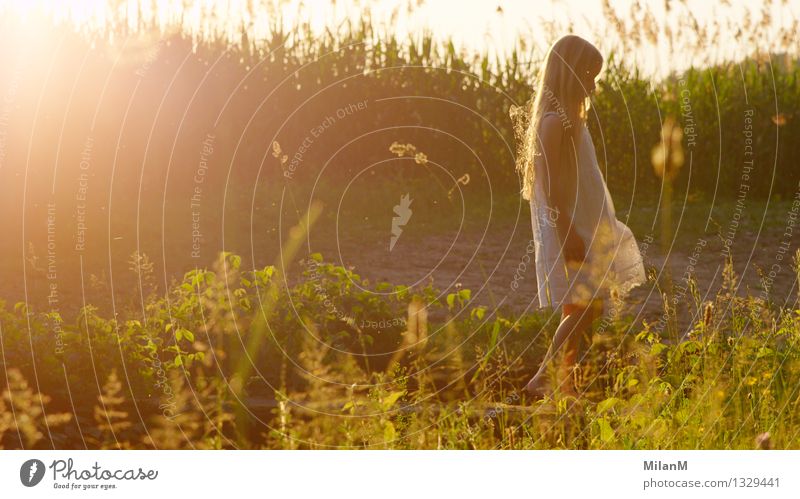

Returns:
1,247,799,449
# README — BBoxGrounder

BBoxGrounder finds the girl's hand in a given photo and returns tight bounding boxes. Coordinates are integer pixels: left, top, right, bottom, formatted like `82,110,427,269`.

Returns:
562,229,585,263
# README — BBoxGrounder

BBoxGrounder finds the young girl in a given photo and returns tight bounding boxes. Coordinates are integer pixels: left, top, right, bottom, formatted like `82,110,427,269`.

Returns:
515,35,646,399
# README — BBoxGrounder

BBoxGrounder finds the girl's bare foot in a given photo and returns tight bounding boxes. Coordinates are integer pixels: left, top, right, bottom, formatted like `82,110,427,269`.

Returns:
525,373,581,405
524,373,551,400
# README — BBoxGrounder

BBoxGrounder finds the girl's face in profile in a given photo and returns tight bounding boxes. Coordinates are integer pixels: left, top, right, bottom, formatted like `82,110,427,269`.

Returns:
580,58,603,97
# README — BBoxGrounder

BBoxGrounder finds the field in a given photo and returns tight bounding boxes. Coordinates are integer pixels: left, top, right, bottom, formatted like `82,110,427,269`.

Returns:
0,0,799,449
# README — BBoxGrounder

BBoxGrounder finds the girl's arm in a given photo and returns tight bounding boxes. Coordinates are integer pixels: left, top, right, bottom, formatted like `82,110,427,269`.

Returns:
539,114,585,262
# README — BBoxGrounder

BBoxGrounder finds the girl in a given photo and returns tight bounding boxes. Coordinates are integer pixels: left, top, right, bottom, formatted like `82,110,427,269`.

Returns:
515,35,646,399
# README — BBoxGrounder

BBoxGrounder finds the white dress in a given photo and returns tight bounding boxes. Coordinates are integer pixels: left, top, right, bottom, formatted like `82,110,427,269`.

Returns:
530,115,646,311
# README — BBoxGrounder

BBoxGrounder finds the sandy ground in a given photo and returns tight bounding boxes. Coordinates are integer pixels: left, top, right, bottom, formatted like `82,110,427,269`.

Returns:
307,218,800,337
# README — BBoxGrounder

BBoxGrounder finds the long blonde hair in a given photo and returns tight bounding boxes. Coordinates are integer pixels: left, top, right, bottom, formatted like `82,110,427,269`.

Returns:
513,35,603,201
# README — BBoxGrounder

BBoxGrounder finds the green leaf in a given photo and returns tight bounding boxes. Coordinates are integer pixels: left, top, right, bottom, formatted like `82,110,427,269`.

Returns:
650,343,666,356
596,397,621,414
381,390,406,411
175,328,195,343
679,340,701,353
597,417,615,443
446,293,456,309
756,346,774,359
471,306,486,321
383,421,396,443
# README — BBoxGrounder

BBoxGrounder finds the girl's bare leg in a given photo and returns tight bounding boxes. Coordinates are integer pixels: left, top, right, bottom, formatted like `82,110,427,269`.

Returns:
525,303,595,397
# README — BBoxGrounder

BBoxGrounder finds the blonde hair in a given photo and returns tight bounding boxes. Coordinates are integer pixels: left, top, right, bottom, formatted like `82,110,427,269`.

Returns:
514,35,603,201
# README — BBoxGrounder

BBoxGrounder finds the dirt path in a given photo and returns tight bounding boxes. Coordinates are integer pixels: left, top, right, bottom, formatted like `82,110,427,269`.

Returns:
309,220,800,336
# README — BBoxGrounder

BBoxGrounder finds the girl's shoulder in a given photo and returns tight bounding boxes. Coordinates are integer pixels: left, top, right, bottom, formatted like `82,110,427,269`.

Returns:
539,111,564,132
538,112,567,147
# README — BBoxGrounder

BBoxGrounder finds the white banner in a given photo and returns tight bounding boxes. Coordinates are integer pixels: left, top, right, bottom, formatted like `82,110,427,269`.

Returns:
0,450,797,498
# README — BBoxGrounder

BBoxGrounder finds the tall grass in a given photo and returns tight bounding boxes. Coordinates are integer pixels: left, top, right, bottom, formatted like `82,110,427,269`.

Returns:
1,248,799,449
